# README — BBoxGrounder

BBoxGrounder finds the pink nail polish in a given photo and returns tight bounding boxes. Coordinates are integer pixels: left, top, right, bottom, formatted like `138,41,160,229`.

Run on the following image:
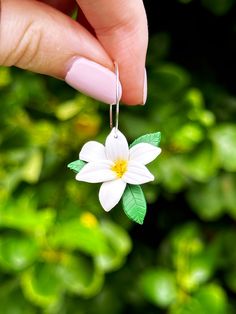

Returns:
142,68,147,105
65,57,122,104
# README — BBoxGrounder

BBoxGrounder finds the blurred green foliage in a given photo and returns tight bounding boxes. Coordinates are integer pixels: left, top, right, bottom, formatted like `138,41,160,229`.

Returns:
1,1,236,313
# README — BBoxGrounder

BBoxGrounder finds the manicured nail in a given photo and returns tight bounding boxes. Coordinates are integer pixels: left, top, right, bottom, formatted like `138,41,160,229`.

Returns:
142,68,147,105
65,57,122,104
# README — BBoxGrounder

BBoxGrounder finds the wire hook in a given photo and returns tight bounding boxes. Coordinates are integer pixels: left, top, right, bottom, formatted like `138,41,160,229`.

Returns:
109,62,120,138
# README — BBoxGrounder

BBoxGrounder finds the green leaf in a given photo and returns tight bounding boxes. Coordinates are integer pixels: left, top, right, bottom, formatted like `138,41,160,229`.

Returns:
181,143,218,182
210,124,236,171
0,67,11,87
0,197,55,233
0,288,36,314
122,185,147,224
171,123,204,152
56,255,104,297
21,149,43,184
225,270,236,292
95,221,132,272
179,255,215,292
202,0,235,15
130,132,161,148
100,220,132,255
175,283,228,314
21,263,64,308
140,268,178,308
216,229,236,268
194,284,228,314
222,174,236,219
55,98,81,120
170,222,203,255
121,112,157,138
0,235,39,271
154,63,190,100
187,174,236,221
184,88,205,111
156,155,187,192
187,178,224,221
67,160,86,173
49,219,109,256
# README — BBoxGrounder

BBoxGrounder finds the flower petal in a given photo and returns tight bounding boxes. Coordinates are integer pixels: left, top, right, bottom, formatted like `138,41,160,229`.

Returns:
105,128,129,162
122,161,154,184
79,141,106,162
76,160,116,183
99,179,126,212
129,143,162,165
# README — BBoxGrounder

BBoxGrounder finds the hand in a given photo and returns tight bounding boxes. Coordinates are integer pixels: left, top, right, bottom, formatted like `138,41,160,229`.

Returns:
0,0,148,105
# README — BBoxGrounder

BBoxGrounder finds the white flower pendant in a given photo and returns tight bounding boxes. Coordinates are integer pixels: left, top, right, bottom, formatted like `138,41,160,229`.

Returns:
68,128,161,224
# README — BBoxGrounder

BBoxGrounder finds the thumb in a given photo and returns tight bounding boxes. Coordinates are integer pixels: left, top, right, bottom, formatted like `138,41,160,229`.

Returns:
0,0,121,104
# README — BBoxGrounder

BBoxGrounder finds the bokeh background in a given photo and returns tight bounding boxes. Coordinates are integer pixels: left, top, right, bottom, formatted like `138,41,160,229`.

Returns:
1,0,236,313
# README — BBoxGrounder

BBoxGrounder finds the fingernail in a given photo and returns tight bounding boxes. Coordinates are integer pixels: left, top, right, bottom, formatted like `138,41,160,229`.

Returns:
142,68,147,105
65,57,122,104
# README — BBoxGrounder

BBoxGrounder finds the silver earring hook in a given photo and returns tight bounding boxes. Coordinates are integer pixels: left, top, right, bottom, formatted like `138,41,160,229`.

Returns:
109,62,120,138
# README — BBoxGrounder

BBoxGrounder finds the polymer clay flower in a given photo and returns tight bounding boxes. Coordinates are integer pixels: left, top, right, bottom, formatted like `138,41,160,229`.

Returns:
76,128,161,211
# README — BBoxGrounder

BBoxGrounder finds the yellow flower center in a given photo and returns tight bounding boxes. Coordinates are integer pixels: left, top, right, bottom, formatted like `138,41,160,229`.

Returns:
111,160,128,178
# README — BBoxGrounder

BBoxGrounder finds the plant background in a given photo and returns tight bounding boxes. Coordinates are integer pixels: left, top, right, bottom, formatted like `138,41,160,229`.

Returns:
1,0,236,313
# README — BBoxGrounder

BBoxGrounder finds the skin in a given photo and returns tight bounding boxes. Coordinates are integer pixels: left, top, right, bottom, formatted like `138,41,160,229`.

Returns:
0,0,148,105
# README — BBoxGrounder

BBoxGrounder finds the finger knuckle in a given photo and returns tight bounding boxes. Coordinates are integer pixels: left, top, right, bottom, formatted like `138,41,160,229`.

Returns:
95,16,137,37
1,20,42,68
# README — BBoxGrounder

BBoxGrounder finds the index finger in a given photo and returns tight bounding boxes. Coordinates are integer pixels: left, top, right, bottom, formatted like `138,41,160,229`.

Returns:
77,0,148,105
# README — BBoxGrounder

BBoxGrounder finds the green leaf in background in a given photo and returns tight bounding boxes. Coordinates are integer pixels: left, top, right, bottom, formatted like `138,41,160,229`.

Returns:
67,160,86,173
216,229,236,269
222,174,236,219
21,149,43,184
178,284,228,314
179,255,215,292
194,284,228,313
81,288,123,314
0,67,11,87
101,221,132,255
187,178,224,221
0,235,39,271
0,288,36,314
95,221,132,272
202,0,235,15
56,255,104,297
210,124,236,171
225,270,236,293
154,63,190,99
140,268,178,308
156,155,187,192
121,112,158,138
130,132,161,148
55,97,82,121
21,263,64,308
187,174,236,220
170,223,203,256
122,185,147,224
170,123,204,152
184,88,205,110
181,142,218,182
49,218,109,256
0,197,55,233
184,88,215,127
